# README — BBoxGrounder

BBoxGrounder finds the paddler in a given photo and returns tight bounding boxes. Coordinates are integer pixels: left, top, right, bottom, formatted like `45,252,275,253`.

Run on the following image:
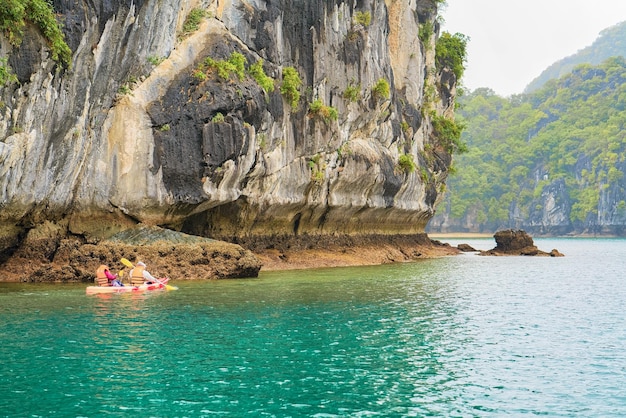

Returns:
129,261,159,286
95,265,124,287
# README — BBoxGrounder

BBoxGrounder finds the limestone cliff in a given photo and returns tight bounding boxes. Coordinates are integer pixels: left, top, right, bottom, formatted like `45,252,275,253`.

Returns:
0,0,459,277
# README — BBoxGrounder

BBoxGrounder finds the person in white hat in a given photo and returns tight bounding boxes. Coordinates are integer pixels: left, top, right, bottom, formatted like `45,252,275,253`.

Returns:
129,261,159,286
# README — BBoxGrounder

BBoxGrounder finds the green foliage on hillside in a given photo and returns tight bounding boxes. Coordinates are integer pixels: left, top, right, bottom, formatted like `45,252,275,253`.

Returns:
525,21,626,93
441,57,626,228
0,0,72,67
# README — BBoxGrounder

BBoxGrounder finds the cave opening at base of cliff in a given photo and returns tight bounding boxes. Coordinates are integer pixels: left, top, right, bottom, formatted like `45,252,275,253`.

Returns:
292,213,302,236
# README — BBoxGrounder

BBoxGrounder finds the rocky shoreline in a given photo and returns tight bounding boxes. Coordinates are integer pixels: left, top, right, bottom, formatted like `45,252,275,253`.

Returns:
0,225,462,283
248,234,462,271
0,226,566,283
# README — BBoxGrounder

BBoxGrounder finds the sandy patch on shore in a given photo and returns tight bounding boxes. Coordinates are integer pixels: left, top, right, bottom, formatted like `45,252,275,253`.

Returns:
428,232,493,239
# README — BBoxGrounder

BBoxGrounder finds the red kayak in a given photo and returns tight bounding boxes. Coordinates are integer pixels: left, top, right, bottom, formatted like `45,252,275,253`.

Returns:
86,278,172,294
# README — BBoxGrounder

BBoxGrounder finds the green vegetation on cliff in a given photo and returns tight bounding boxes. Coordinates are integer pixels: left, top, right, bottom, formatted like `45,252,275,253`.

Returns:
280,66,302,109
308,99,338,122
397,154,417,174
181,8,209,35
438,57,626,231
0,0,72,67
435,32,469,80
248,59,275,93
354,11,371,27
0,57,18,86
372,78,390,100
202,52,246,81
431,113,467,155
194,52,275,95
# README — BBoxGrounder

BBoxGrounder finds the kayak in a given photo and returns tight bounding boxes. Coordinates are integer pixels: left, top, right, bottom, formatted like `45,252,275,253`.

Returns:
86,278,171,294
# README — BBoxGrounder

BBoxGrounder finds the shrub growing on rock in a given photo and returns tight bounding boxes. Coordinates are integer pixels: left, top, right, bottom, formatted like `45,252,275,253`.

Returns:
372,78,390,100
280,67,302,109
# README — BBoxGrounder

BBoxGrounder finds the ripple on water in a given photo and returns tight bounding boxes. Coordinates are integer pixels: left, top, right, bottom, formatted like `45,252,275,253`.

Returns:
1,239,626,416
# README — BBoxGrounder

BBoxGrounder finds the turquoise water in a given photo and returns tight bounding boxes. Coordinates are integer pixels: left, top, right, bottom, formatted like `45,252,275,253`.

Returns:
1,238,625,416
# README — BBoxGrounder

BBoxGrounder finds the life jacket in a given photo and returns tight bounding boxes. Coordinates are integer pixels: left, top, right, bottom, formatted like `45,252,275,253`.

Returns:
130,265,145,286
95,265,110,286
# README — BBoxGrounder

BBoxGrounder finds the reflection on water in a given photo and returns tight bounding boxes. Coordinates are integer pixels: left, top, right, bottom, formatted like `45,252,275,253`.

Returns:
87,293,172,414
1,239,626,416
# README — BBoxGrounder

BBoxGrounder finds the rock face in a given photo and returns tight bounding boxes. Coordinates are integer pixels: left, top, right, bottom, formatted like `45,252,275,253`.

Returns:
0,224,261,283
480,229,564,257
0,0,459,279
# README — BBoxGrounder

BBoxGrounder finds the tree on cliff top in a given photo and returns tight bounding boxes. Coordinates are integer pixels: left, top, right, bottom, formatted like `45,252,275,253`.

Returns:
435,32,469,81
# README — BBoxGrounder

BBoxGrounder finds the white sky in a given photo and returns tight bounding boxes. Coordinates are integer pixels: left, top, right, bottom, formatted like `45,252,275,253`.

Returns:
441,0,626,96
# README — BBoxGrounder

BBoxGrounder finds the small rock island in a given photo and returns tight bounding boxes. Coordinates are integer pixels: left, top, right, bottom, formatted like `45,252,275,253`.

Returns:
479,230,564,257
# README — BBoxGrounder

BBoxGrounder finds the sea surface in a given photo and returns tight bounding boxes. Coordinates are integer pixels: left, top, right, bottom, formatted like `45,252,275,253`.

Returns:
1,238,625,417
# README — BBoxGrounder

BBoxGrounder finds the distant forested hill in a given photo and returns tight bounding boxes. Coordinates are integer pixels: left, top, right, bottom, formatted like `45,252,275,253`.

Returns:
524,21,626,93
429,57,626,235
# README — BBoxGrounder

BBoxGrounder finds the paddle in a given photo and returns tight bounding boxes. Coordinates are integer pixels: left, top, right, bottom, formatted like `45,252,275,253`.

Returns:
120,258,178,290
